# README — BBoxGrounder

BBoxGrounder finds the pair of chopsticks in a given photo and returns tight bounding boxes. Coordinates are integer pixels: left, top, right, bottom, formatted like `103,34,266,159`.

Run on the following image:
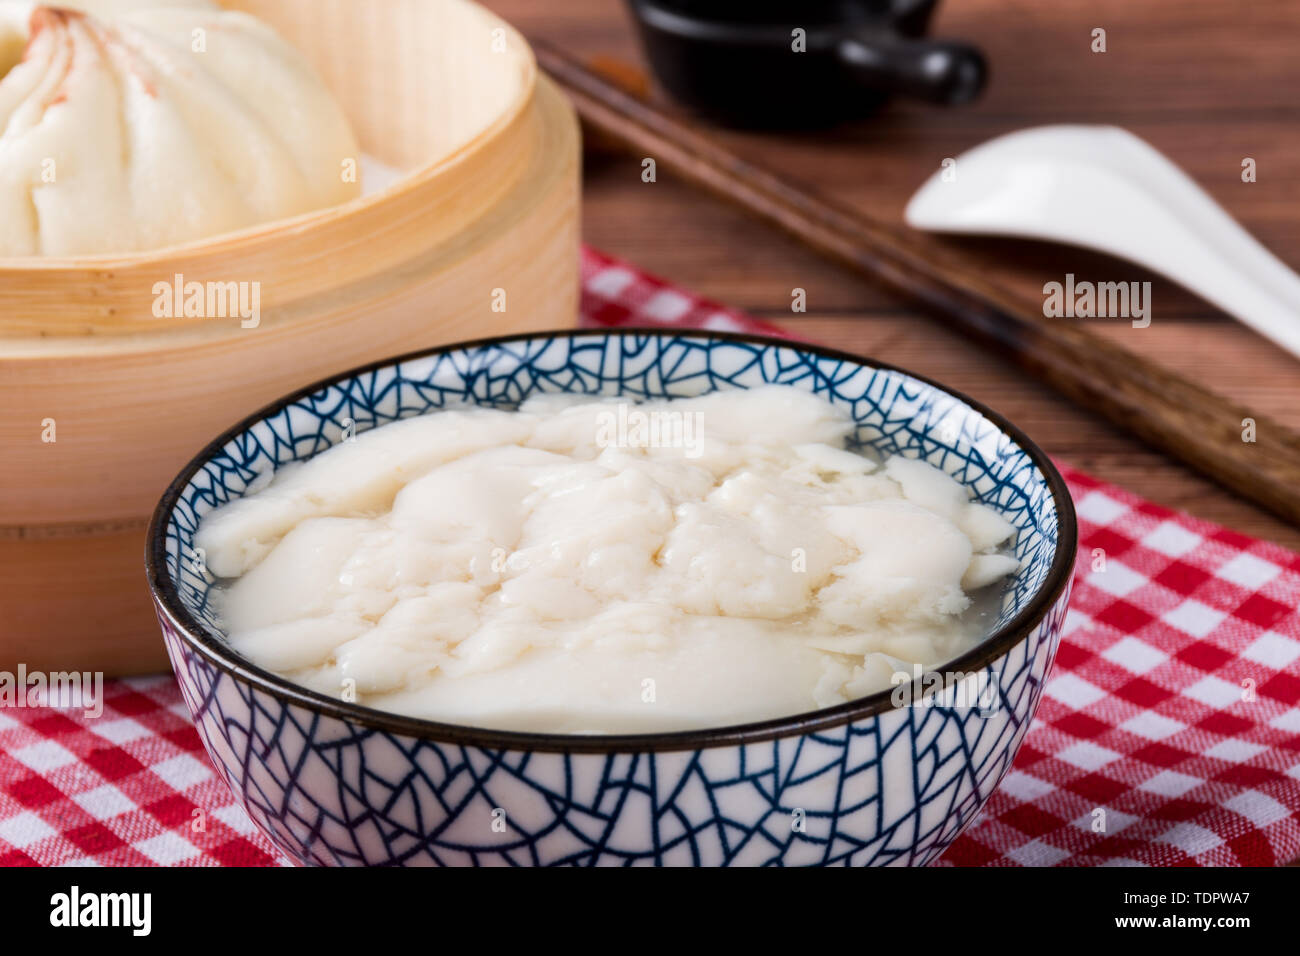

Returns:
533,42,1300,527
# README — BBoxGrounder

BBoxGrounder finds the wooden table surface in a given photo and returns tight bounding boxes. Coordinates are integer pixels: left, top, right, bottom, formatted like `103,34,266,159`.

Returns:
487,0,1300,550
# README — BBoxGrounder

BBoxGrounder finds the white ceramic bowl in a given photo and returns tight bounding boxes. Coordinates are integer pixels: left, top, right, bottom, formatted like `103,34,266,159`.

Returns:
147,329,1076,866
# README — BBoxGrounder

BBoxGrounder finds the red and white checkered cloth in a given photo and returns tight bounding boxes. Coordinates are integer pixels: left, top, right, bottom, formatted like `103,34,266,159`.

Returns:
1,248,1297,867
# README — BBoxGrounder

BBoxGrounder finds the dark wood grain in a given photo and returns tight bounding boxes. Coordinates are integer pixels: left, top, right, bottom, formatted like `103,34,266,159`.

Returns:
534,41,1300,527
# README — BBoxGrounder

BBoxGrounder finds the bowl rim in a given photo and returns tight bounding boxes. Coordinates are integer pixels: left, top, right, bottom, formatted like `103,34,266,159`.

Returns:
146,327,1077,754
0,0,537,274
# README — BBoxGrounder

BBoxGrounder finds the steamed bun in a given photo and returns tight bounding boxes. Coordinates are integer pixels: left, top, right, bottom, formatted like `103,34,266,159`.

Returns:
0,1,360,256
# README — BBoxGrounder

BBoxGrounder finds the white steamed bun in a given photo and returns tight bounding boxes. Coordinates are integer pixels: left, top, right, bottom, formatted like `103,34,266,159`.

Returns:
0,0,360,255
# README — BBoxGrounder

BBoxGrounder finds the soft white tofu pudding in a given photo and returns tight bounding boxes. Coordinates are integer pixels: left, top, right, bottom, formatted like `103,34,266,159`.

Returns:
196,385,1020,733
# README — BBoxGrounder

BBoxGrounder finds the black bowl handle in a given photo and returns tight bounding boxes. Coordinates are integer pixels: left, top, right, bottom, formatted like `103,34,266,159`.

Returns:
835,32,986,106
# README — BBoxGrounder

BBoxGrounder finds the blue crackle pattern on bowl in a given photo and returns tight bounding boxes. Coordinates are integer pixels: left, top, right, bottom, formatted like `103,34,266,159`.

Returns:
155,331,1072,866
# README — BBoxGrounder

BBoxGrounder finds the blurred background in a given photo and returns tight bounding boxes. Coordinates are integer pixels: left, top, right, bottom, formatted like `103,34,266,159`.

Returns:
487,0,1300,548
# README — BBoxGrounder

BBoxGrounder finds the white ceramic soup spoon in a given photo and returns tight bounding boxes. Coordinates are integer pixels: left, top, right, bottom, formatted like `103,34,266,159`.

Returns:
904,124,1300,361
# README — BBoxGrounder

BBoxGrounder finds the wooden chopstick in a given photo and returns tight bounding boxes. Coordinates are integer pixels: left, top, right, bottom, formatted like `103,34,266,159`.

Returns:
533,40,1300,527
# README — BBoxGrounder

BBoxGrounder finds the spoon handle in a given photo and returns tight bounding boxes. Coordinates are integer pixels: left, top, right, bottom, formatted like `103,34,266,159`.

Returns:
908,125,1300,360
1104,137,1300,359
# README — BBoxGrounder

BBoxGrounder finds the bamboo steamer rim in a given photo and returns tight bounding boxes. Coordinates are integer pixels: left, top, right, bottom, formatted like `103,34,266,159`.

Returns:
0,0,539,306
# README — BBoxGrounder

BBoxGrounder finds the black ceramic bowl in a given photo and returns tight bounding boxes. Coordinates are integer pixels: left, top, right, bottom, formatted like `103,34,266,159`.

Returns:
626,0,987,127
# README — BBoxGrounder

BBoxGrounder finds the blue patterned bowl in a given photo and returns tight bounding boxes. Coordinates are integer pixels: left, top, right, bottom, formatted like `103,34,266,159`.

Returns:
147,329,1075,866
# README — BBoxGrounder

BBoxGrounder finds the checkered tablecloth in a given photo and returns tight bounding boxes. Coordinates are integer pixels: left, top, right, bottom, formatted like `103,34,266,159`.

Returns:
1,248,1297,867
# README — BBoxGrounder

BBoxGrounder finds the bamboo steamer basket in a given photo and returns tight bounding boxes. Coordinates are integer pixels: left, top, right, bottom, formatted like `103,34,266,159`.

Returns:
0,0,580,674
